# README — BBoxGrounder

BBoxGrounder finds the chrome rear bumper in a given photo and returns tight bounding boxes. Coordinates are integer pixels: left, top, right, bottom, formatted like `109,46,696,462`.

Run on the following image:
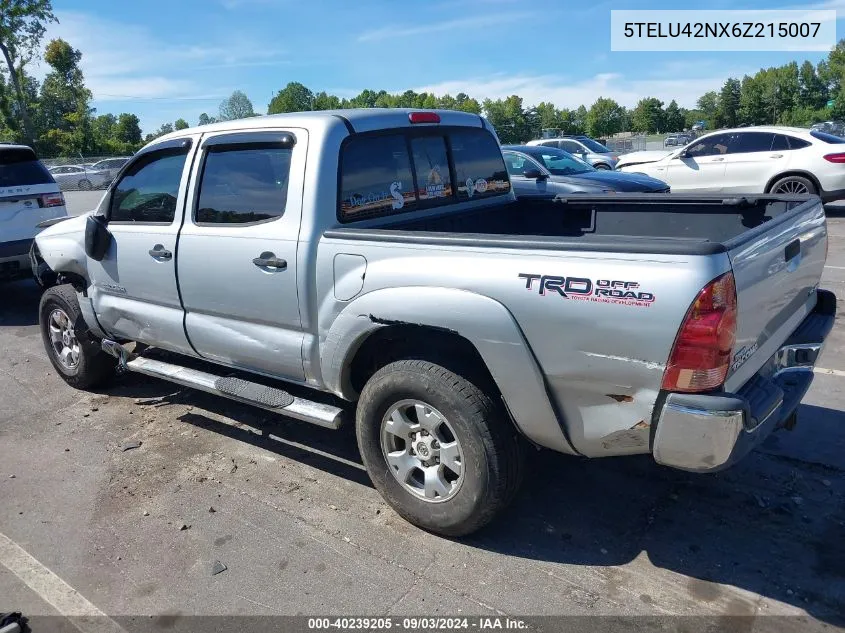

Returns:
653,289,836,472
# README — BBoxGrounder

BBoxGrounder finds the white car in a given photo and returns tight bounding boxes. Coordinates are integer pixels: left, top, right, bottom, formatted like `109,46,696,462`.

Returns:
616,126,845,201
1,145,68,281
48,164,111,190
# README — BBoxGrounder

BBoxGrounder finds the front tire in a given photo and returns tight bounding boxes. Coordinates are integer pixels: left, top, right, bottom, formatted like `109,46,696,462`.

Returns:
356,359,523,536
39,284,116,389
595,163,612,170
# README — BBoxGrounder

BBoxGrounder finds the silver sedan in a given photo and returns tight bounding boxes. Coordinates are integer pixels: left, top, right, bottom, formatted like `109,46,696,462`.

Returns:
48,165,111,191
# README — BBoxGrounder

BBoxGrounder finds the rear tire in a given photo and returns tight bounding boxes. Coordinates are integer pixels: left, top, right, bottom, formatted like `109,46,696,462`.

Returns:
356,359,523,536
78,179,92,191
769,175,816,195
595,163,611,170
39,284,116,389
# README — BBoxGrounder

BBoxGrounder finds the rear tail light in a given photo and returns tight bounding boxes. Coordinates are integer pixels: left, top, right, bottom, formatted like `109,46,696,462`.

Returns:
39,192,65,208
662,272,737,393
823,153,845,163
409,112,440,124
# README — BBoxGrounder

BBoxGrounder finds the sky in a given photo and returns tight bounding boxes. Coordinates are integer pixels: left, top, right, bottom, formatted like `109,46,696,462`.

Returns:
36,0,845,134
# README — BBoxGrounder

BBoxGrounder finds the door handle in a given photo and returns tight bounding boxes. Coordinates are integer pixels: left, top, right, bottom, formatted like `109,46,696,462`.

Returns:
252,252,287,270
148,245,172,260
711,157,725,162
770,154,784,158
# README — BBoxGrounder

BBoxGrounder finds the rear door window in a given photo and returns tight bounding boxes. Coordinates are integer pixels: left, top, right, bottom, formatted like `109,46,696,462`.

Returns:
340,134,416,221
726,132,775,154
0,149,55,188
196,146,291,224
450,129,510,201
771,135,789,151
787,136,811,149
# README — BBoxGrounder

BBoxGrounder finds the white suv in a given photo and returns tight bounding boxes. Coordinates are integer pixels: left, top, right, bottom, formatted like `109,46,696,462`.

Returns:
617,127,845,201
1,145,68,282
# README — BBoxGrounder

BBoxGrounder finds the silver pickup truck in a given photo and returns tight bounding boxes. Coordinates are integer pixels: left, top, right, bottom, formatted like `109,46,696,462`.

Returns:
31,109,836,536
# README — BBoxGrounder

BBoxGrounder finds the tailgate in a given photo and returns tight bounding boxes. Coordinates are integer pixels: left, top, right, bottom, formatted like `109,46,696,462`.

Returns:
723,198,827,391
0,184,64,243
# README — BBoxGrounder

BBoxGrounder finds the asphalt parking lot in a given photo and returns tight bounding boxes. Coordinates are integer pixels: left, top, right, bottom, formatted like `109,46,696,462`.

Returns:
1,193,844,630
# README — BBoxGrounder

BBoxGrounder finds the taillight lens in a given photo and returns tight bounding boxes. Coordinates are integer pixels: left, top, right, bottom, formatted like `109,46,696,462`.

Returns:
823,153,845,163
40,192,65,208
408,112,440,124
662,272,737,393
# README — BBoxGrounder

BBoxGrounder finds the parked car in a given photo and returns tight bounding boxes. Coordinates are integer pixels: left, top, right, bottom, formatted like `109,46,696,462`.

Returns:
89,157,132,183
811,120,845,137
526,135,619,169
502,145,669,196
32,109,835,536
616,126,845,200
0,145,67,281
48,164,111,190
664,133,695,147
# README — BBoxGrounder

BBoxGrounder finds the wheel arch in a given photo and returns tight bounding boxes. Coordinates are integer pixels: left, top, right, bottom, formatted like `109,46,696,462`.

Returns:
320,287,577,455
764,170,821,194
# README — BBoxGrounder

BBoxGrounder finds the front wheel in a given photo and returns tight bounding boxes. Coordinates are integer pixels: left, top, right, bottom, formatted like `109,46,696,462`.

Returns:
594,163,612,170
356,359,523,536
39,284,116,389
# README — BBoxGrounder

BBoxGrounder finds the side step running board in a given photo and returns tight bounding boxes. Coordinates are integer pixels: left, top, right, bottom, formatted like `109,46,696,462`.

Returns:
101,340,343,429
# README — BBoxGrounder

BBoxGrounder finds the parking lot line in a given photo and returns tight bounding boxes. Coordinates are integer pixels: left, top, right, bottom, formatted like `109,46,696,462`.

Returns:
824,265,845,270
0,531,124,633
814,367,845,377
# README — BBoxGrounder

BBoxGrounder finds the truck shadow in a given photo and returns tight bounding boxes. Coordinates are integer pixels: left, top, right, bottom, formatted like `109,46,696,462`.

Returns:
469,402,845,625
0,279,41,327
102,372,845,625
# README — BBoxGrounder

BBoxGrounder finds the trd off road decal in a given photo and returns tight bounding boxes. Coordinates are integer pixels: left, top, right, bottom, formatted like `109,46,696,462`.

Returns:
518,273,656,307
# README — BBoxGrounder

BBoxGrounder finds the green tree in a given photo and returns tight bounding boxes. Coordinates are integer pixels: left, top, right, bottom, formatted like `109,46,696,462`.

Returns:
586,97,625,137
197,112,216,126
739,75,766,125
696,91,719,128
218,89,255,120
663,100,684,132
37,38,90,135
144,122,173,143
715,78,741,128
630,97,664,133
482,95,527,143
268,82,313,113
174,117,188,130
454,92,481,114
799,60,827,110
0,0,56,145
312,91,340,110
114,113,141,144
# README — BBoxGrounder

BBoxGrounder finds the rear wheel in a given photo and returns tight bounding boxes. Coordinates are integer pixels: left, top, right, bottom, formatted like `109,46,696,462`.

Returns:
39,284,116,389
78,178,92,190
770,175,816,195
595,163,611,170
356,359,523,536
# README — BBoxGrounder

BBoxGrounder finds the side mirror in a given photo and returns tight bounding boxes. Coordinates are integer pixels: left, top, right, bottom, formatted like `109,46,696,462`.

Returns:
523,168,548,180
677,148,689,159
84,214,112,261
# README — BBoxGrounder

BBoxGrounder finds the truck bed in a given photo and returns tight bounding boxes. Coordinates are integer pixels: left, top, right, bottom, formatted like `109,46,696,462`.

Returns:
327,194,810,256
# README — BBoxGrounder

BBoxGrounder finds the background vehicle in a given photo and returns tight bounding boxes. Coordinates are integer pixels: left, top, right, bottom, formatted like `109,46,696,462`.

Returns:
616,126,845,200
32,109,834,537
0,145,67,281
811,120,845,137
503,145,669,196
48,164,111,190
89,157,132,184
527,135,619,169
664,133,694,147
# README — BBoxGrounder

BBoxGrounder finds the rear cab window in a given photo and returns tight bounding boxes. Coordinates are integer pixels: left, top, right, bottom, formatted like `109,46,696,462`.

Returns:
338,127,510,222
0,148,56,190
